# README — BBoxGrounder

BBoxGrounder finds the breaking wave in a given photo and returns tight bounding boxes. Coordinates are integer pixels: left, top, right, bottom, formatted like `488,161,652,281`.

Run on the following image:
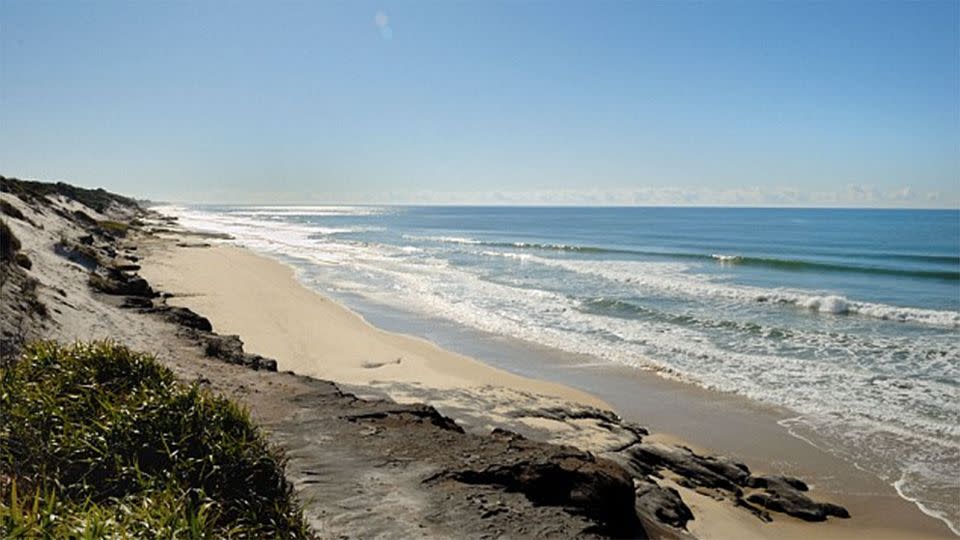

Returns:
405,235,959,281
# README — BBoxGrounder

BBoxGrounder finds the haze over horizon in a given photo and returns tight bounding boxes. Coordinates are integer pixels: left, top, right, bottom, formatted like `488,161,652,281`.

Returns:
1,1,958,208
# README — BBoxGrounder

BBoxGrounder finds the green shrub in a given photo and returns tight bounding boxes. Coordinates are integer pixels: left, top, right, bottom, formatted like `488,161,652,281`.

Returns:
0,341,311,538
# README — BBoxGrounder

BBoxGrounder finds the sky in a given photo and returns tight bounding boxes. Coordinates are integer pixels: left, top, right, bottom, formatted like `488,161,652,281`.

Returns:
1,1,958,207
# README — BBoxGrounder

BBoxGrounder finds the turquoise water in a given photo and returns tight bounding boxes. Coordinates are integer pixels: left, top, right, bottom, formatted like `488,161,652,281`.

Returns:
165,205,959,532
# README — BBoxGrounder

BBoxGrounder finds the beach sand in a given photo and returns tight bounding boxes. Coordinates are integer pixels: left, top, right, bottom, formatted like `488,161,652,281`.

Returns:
140,240,955,539
138,243,607,406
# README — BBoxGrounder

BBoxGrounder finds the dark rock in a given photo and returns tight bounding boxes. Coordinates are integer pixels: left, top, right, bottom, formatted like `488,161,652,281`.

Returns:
430,429,641,536
746,476,849,521
240,353,277,371
240,353,261,369
112,263,141,272
201,333,245,361
121,296,153,309
698,454,751,486
734,495,772,522
258,357,278,371
78,234,94,245
184,329,280,372
621,421,650,438
746,475,808,492
508,405,623,425
89,273,154,297
620,443,747,493
634,480,694,529
119,276,152,296
158,306,212,331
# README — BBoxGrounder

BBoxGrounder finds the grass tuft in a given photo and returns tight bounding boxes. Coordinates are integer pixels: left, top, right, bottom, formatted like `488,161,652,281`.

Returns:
96,220,130,237
0,341,311,538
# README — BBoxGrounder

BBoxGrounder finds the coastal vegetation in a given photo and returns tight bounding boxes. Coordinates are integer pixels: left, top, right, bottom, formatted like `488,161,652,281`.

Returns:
96,220,130,237
0,176,139,214
0,341,311,538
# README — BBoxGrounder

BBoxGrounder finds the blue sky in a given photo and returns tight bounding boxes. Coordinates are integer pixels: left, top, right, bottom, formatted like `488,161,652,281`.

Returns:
1,1,958,207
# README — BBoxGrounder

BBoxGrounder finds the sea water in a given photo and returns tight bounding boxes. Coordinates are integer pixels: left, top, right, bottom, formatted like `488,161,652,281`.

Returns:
160,204,960,533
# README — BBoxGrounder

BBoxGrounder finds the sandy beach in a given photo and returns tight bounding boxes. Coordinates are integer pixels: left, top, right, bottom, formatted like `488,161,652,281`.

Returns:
141,244,604,406
140,238,955,539
1,177,953,538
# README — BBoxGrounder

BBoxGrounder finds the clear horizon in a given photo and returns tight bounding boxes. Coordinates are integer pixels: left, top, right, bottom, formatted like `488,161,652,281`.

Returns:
151,200,960,211
2,1,958,208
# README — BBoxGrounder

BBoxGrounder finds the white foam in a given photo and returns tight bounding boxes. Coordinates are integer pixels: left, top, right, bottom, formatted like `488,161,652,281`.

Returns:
233,205,387,216
511,255,960,327
481,250,532,261
402,234,482,245
894,471,960,536
712,254,743,263
801,295,850,314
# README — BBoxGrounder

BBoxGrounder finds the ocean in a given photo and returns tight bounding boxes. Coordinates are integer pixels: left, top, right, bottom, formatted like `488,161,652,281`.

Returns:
162,204,960,532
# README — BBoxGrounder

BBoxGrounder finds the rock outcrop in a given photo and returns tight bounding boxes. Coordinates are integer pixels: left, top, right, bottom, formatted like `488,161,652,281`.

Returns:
428,429,641,536
745,476,850,521
634,480,695,529
606,440,850,527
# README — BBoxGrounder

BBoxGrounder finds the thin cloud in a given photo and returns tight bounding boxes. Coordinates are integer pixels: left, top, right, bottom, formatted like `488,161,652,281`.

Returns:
374,10,392,40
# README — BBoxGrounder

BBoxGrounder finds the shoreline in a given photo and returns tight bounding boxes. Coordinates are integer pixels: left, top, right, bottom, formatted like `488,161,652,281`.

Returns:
139,243,608,410
140,234,954,538
295,268,960,538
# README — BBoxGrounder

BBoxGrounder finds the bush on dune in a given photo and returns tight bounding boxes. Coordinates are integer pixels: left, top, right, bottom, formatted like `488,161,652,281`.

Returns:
0,176,139,214
0,341,311,538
